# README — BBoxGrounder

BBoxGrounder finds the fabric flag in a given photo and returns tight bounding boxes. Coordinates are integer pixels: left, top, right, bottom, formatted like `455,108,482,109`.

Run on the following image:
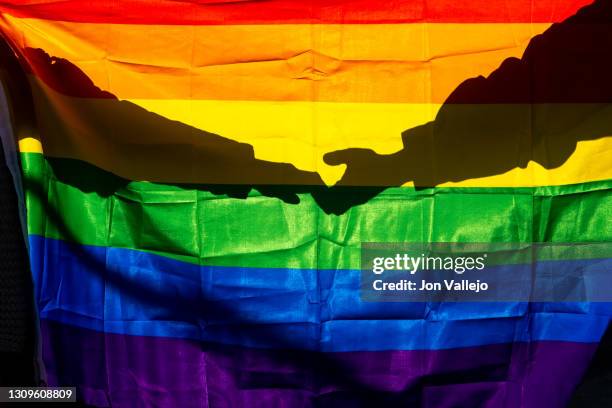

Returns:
0,0,611,406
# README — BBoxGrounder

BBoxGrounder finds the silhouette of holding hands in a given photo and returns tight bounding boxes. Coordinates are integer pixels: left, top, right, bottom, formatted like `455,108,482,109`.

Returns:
1,0,611,215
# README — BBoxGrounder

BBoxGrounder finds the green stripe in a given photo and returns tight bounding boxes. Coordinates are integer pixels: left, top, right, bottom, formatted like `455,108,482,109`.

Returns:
21,152,612,269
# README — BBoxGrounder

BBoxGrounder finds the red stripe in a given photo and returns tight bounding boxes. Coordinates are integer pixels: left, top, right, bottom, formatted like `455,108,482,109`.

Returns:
0,0,594,25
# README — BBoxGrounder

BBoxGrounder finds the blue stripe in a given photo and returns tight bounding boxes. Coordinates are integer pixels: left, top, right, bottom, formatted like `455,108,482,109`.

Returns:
30,235,612,351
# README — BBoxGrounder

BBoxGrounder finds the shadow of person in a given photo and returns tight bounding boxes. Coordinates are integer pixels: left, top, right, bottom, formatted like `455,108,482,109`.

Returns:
10,45,330,204
2,0,611,217
3,43,435,404
0,5,607,405
316,0,612,213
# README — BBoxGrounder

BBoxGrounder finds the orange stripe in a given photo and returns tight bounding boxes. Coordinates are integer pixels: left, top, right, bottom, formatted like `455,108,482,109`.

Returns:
1,16,550,103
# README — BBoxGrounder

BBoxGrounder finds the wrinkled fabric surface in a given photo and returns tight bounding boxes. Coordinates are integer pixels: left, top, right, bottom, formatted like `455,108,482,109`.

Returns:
0,0,611,407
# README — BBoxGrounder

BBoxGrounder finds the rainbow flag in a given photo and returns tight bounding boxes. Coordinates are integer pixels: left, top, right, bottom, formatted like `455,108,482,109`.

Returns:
0,0,611,406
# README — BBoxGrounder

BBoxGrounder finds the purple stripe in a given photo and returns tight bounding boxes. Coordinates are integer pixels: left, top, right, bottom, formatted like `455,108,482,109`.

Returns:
41,320,597,407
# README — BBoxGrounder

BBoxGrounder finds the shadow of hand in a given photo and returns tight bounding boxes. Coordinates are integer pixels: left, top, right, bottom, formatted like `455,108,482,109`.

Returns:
311,148,410,215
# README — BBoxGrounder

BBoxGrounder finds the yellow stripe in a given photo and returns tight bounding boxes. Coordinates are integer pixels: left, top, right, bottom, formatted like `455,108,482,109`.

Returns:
22,78,612,187
0,14,551,103
18,137,42,153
